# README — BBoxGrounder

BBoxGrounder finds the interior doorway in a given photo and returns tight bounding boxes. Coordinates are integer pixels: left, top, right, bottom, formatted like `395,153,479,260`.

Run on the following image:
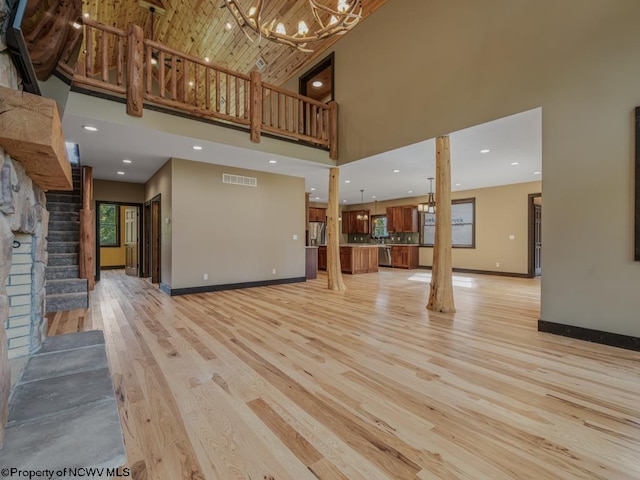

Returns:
95,202,143,282
144,195,161,284
528,193,542,277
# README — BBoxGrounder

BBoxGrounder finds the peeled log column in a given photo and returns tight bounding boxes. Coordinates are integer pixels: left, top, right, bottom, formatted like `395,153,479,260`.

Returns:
327,167,346,291
427,136,455,313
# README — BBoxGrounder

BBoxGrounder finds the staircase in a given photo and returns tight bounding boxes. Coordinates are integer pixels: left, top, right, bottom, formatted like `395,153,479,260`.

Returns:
45,165,89,312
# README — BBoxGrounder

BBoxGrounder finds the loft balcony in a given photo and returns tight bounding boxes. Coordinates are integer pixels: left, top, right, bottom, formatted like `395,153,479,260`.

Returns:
58,19,338,159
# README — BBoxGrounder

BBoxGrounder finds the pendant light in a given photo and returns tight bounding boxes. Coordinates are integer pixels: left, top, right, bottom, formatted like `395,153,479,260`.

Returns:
356,189,368,221
418,177,436,214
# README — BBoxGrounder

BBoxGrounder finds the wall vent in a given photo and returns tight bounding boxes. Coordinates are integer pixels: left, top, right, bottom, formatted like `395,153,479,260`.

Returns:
222,173,258,187
256,57,267,70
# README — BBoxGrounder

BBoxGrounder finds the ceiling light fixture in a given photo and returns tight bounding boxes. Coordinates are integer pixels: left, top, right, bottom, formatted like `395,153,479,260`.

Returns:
117,171,125,175
371,195,376,199
122,159,132,164
511,162,520,166
418,177,436,214
408,190,413,194
268,159,277,164
356,189,369,221
310,187,316,191
481,149,490,154
192,145,203,150
455,183,461,186
393,169,400,173
222,0,362,53
82,125,98,132
225,21,233,30
204,57,210,63
312,80,323,88
83,13,89,18
534,171,541,175
345,180,351,183
315,196,321,200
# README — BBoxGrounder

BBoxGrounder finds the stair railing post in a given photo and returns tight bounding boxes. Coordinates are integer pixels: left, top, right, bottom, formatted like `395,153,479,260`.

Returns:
79,166,95,290
250,70,262,143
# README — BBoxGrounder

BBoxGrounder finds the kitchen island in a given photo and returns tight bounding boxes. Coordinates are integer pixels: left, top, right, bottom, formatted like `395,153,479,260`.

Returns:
317,245,378,274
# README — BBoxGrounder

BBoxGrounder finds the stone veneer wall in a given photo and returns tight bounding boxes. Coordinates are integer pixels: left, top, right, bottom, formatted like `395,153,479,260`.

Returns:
0,0,49,446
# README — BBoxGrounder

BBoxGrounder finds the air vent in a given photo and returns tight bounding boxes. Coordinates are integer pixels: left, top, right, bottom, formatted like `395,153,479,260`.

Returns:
255,57,267,70
222,173,257,187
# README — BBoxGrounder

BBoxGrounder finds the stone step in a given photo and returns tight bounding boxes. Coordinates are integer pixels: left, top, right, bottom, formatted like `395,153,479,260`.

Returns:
47,231,79,243
49,220,80,232
49,211,79,222
47,253,79,266
46,265,80,280
46,278,88,295
45,292,89,313
46,202,81,213
48,242,79,254
47,193,81,204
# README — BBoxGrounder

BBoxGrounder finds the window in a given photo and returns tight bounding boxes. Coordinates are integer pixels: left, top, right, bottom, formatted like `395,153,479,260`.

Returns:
99,204,120,247
421,198,475,248
372,215,389,238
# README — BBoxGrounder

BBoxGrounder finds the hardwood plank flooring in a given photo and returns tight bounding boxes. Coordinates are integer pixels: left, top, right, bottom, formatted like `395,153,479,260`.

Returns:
46,270,640,479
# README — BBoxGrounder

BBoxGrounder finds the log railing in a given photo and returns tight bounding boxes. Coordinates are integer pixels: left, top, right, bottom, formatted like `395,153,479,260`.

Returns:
62,19,338,159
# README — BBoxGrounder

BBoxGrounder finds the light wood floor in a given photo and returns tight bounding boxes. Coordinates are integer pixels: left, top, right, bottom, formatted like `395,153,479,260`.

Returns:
47,270,640,480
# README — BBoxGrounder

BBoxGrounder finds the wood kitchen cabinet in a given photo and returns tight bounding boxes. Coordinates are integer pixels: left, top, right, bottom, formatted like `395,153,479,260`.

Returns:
308,207,326,222
318,246,327,270
391,245,419,269
342,210,370,234
387,205,418,233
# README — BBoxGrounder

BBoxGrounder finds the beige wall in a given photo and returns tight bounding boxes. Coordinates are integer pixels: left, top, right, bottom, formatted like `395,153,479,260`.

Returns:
419,182,541,274
100,206,126,267
170,159,305,289
145,160,173,286
290,0,640,336
93,180,145,204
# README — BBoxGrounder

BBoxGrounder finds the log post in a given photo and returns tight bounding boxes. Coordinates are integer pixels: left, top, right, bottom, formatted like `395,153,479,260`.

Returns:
427,136,455,313
250,70,262,143
327,167,346,291
329,101,338,160
79,166,95,290
126,24,144,117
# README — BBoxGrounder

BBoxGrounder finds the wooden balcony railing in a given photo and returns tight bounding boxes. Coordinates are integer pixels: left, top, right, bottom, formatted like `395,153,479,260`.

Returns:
60,19,338,159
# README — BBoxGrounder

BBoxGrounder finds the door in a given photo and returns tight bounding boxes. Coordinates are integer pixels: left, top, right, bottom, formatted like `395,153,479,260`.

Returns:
125,207,139,276
150,198,161,284
534,204,542,276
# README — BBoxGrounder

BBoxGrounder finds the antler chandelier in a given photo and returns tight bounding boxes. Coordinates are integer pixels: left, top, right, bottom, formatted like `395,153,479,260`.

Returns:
222,0,362,52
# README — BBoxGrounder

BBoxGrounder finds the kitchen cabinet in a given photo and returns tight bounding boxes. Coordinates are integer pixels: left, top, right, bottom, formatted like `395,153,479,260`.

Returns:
342,210,370,234
308,207,326,222
391,245,419,269
318,246,327,270
386,205,418,233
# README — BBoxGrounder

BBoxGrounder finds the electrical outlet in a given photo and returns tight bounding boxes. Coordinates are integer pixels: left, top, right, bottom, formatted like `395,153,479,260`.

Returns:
293,234,298,240
272,268,276,275
203,273,208,280
496,262,500,268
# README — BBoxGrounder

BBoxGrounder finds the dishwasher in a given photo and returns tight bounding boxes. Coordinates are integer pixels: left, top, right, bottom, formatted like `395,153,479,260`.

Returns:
378,245,392,267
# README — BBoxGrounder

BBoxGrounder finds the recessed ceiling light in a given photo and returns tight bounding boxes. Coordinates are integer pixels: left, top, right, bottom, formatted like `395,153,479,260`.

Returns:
393,169,400,173
82,125,98,132
344,180,351,183
455,183,461,186
192,145,203,150
371,196,376,199
481,149,490,154
225,22,233,30
343,199,347,203
204,57,210,63
83,12,89,18
72,22,82,29
122,159,132,164
315,197,321,200
408,190,413,194
534,171,541,175
312,80,323,88
310,187,316,191
511,162,520,166
188,81,194,87
268,160,277,164
150,58,158,65
117,171,125,175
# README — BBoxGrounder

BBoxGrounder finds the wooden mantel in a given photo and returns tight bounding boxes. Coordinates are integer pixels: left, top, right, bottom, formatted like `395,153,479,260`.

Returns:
0,86,72,191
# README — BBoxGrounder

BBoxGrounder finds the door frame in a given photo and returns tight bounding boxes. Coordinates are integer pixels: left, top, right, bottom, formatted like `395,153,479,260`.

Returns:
527,193,542,278
95,201,144,282
144,195,161,284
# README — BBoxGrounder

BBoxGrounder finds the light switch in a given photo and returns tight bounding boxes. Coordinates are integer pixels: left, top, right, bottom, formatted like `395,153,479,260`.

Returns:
293,234,298,240
509,234,515,240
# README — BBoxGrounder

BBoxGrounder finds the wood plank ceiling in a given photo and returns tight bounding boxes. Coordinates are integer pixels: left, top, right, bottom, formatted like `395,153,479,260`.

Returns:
82,0,388,87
